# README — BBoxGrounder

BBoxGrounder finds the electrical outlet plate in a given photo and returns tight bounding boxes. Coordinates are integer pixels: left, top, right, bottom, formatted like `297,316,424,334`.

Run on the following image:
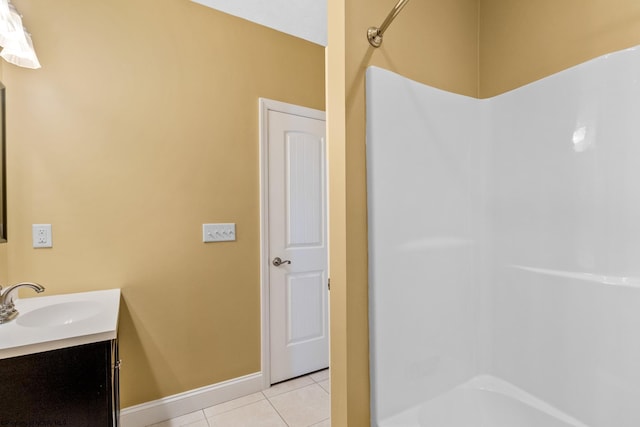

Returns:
32,224,53,248
203,223,236,242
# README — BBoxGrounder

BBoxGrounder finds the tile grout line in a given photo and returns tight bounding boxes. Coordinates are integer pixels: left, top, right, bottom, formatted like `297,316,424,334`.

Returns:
309,417,331,427
204,409,212,427
263,373,325,426
267,382,331,427
202,392,268,422
264,395,292,427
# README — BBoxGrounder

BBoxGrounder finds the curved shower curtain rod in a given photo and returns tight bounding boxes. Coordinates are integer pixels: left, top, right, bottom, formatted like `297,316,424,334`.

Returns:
367,0,411,48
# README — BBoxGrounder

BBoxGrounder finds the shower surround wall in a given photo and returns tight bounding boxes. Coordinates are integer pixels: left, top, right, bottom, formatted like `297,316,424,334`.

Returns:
367,46,640,427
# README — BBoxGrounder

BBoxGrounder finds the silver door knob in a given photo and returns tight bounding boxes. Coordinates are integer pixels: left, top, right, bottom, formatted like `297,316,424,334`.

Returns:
272,257,292,266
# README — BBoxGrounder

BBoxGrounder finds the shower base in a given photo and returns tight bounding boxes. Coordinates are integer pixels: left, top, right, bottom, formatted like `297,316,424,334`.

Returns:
379,375,589,427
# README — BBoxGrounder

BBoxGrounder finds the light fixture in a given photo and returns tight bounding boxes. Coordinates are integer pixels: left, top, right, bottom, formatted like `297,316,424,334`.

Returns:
0,0,40,69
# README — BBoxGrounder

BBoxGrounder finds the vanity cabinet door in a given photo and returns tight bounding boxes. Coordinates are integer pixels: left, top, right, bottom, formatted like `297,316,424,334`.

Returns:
0,340,119,426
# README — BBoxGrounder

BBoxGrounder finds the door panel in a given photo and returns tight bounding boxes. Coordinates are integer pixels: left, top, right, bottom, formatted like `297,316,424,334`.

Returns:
286,132,324,247
287,271,324,344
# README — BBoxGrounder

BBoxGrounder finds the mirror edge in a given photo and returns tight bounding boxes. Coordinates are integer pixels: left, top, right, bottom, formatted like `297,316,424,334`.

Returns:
0,81,6,243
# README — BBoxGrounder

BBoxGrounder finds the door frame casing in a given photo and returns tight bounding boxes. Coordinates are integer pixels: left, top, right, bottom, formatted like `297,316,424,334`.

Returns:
258,98,327,389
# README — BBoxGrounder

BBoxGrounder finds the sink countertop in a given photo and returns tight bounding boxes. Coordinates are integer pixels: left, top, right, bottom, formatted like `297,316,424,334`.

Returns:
0,289,120,359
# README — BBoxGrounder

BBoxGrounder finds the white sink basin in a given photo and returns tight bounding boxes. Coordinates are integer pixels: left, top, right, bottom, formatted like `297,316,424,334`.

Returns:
16,300,104,328
0,289,120,359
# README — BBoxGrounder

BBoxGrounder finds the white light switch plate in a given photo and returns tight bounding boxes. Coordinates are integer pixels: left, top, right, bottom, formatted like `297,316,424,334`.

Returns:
203,223,236,242
32,224,53,248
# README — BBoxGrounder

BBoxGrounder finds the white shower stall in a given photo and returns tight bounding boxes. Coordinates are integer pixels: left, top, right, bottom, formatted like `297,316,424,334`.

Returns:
366,46,640,426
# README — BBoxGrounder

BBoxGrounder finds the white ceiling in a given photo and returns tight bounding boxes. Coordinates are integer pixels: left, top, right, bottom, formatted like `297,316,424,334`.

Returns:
191,0,327,47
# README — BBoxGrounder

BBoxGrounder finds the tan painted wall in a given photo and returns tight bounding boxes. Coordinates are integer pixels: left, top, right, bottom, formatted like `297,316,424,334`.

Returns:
5,0,324,407
479,0,640,97
326,0,479,425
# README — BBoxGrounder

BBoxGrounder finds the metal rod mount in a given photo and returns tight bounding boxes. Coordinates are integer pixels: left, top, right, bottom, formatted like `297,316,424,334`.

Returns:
367,0,411,48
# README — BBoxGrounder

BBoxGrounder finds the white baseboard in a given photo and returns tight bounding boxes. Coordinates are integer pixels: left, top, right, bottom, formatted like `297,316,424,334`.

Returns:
120,371,263,427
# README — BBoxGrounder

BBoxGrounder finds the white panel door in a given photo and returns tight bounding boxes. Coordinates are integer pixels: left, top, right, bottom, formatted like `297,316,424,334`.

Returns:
268,110,328,384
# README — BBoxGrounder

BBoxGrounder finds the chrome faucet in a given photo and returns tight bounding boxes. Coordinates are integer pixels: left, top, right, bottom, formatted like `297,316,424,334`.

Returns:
0,282,45,323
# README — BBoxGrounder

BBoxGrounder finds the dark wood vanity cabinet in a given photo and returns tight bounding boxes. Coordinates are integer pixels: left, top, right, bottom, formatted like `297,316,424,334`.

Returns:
0,340,120,426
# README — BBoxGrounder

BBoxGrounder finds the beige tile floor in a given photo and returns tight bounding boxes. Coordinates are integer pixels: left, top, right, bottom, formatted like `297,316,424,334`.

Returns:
148,369,330,427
